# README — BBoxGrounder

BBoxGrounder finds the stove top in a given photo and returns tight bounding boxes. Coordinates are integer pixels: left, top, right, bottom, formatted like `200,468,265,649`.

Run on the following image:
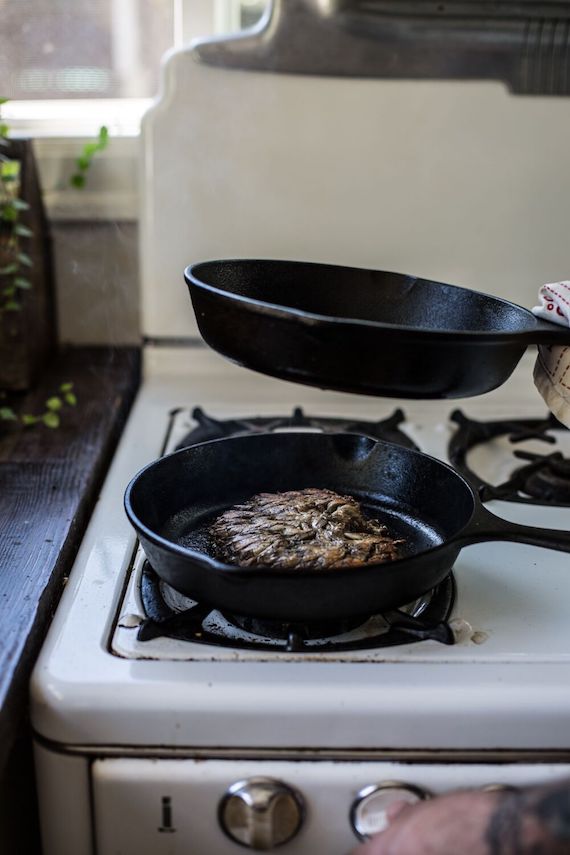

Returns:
124,401,569,655
32,347,570,753
111,386,570,665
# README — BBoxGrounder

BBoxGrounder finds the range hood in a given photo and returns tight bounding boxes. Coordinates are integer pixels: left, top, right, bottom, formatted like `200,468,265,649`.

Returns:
195,0,570,95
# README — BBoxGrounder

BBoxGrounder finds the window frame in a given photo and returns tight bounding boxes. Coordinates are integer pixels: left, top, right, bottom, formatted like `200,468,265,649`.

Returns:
1,0,262,138
1,0,260,219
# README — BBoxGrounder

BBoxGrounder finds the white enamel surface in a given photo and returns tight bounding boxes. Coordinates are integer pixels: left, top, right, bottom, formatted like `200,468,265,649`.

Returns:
141,48,570,338
31,348,570,752
34,745,92,855
91,758,570,855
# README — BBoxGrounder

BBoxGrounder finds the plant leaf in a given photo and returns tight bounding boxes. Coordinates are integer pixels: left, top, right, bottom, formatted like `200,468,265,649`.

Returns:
64,392,77,406
14,224,32,238
14,277,31,289
1,205,18,222
42,411,60,429
0,263,18,275
0,406,17,421
4,300,19,310
46,396,62,411
59,382,73,392
3,286,16,297
1,159,19,179
12,198,29,211
0,98,10,106
17,252,32,267
69,126,109,191
21,414,38,425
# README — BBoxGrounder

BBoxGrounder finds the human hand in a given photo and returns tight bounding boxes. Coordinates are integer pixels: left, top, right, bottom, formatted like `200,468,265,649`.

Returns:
349,789,503,855
349,781,570,855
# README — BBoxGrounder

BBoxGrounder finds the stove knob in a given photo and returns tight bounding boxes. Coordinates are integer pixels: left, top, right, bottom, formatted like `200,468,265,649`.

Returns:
350,782,429,841
481,784,519,793
219,777,305,850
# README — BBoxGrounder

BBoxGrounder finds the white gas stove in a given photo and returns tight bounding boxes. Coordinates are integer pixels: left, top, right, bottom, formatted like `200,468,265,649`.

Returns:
32,347,570,855
31,6,570,854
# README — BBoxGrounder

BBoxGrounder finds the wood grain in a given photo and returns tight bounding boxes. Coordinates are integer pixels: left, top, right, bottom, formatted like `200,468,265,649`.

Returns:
0,346,140,776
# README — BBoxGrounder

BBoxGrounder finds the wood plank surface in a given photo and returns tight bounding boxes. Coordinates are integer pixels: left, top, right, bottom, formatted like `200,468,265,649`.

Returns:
0,346,140,776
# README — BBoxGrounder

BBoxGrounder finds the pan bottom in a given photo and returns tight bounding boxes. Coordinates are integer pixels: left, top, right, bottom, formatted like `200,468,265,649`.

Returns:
139,561,456,649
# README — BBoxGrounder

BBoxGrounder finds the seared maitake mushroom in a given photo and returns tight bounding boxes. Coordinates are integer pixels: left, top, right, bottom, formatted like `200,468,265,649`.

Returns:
209,487,404,569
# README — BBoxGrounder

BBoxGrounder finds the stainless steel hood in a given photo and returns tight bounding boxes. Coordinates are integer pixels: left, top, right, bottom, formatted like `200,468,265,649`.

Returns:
195,0,570,94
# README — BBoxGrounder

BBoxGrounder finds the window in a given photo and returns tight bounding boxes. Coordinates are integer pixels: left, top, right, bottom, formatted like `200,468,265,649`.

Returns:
0,0,266,217
0,0,266,134
0,0,176,101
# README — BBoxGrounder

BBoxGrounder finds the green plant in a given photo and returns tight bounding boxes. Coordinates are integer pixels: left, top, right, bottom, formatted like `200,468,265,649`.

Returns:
0,98,32,314
69,125,109,188
0,104,109,315
0,97,80,430
0,382,77,428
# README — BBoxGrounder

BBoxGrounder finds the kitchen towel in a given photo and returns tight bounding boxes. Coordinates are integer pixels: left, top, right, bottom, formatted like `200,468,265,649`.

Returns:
532,281,570,428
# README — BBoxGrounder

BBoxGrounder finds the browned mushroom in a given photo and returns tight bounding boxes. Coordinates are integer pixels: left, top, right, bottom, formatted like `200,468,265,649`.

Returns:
210,488,404,570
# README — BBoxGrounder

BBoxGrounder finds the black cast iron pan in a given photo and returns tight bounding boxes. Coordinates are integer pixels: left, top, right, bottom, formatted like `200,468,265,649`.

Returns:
184,259,570,399
124,433,570,623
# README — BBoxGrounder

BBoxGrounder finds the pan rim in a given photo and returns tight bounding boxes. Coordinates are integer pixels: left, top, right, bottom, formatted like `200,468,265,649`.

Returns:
185,258,539,342
123,432,478,578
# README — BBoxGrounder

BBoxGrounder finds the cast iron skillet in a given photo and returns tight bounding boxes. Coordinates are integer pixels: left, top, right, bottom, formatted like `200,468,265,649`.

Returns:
184,259,570,399
124,433,570,623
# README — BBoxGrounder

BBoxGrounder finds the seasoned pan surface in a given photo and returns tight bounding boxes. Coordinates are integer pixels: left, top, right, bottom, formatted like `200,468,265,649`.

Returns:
124,433,570,622
185,260,570,399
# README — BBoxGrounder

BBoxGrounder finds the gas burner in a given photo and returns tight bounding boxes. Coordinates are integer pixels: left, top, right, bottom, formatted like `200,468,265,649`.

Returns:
449,410,570,506
175,406,419,451
226,612,366,643
137,562,455,651
510,451,570,503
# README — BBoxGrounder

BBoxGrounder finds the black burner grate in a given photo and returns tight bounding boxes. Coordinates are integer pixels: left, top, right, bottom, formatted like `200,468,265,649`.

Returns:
138,562,455,651
449,410,570,506
175,406,419,451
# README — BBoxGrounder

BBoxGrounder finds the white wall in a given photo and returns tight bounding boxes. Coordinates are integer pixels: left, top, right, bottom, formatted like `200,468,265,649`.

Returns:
51,221,140,346
33,137,141,345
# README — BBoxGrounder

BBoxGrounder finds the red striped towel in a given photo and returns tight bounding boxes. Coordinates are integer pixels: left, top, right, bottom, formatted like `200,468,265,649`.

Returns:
532,282,570,428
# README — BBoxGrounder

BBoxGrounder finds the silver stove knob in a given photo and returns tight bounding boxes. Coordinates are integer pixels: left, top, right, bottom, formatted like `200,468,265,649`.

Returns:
219,777,305,850
482,783,519,793
351,781,429,841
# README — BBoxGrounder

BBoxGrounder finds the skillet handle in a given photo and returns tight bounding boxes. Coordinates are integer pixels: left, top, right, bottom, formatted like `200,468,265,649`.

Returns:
530,318,570,346
455,504,570,552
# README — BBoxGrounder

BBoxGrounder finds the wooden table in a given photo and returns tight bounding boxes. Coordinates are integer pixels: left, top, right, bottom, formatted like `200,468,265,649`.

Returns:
0,346,140,850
